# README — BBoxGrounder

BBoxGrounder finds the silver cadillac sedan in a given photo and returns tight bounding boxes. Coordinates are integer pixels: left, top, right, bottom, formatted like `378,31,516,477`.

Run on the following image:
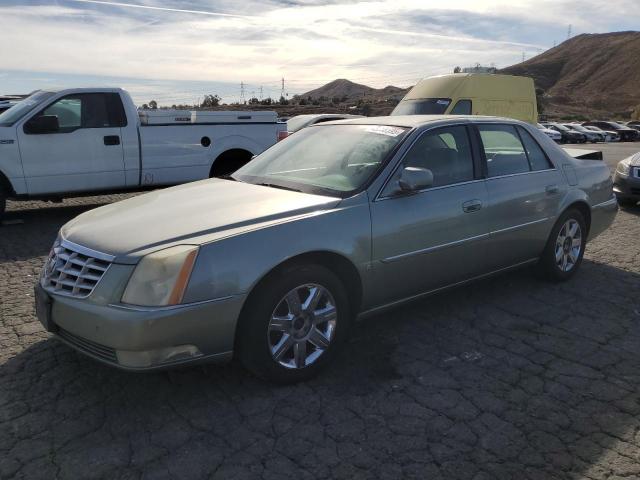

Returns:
35,116,618,383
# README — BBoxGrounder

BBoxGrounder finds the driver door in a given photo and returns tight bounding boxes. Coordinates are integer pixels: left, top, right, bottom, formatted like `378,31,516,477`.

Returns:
18,93,126,195
369,125,490,306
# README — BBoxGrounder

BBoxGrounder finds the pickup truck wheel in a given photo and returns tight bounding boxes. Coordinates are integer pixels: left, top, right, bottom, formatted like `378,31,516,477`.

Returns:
537,209,586,282
0,188,6,220
237,264,351,384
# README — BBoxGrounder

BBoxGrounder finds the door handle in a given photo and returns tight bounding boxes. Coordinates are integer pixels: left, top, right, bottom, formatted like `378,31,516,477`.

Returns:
545,184,559,195
462,199,482,213
104,135,120,146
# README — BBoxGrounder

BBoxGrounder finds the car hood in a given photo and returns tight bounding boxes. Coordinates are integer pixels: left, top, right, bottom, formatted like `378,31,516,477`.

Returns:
61,179,341,262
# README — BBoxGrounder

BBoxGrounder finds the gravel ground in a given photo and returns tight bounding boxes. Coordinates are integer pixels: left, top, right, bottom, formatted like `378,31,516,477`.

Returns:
1,144,639,480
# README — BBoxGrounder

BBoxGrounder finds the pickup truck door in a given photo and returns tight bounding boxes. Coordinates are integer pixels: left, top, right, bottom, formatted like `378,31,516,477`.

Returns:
17,93,126,195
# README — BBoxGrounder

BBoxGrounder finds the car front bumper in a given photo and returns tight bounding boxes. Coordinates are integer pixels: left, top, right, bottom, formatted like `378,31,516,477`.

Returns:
613,169,640,201
35,283,246,371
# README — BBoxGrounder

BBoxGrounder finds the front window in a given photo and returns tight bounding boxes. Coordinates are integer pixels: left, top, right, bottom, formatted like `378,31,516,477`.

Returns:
0,91,55,127
233,124,409,196
391,98,451,115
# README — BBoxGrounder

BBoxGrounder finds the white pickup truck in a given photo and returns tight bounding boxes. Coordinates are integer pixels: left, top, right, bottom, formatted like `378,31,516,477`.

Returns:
0,88,286,216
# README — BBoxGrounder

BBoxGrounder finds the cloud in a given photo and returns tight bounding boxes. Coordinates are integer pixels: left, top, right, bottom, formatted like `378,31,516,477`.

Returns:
1,0,638,104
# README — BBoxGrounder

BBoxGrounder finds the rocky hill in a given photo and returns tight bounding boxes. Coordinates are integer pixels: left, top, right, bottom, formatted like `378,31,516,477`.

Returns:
297,79,409,103
501,31,640,119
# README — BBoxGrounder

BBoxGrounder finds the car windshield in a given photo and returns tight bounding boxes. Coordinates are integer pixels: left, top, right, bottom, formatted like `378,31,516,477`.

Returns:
233,124,409,196
391,98,451,115
553,124,570,132
0,91,55,127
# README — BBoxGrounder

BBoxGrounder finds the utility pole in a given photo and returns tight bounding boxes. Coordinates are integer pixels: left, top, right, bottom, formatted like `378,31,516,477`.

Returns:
281,78,285,100
259,86,263,101
240,82,245,104
522,52,526,63
567,24,572,40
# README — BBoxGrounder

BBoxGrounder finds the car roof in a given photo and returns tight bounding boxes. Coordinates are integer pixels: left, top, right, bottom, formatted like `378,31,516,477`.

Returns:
318,114,527,128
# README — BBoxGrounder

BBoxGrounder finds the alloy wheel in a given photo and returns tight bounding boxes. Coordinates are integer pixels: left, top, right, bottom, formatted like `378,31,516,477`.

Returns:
555,219,582,272
267,284,337,369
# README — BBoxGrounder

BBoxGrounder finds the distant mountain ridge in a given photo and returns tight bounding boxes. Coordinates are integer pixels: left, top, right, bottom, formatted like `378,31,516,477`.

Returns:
500,31,640,118
298,79,409,102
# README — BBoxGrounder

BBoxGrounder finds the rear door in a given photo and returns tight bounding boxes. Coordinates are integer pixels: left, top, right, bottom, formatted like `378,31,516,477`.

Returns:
477,123,564,269
18,92,126,195
369,124,490,306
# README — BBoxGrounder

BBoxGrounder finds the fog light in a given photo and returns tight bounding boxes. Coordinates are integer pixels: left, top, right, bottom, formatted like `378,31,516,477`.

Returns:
116,345,202,368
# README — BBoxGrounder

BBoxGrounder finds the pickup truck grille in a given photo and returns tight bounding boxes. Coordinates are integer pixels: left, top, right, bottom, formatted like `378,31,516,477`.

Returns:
41,241,113,298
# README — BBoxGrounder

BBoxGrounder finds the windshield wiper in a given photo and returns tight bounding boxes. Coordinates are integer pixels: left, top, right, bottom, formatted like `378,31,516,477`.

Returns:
255,182,302,193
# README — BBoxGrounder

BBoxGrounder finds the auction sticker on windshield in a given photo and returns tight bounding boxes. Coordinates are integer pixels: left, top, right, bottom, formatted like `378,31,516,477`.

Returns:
365,126,406,137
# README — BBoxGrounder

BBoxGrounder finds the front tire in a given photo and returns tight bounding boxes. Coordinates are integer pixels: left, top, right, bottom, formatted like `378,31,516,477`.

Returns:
236,264,351,384
537,209,587,281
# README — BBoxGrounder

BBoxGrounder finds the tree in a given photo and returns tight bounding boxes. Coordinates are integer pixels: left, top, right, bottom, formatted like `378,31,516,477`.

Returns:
453,66,462,73
279,96,289,105
260,97,273,105
535,88,546,115
200,94,221,108
148,100,158,109
141,103,149,110
249,97,260,105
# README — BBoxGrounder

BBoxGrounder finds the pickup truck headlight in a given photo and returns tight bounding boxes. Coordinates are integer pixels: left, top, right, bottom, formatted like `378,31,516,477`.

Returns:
122,245,199,307
616,160,631,177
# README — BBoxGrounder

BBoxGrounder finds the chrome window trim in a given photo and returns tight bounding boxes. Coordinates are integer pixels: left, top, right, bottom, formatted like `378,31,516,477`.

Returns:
375,178,486,203
485,168,558,181
375,121,476,201
60,238,116,262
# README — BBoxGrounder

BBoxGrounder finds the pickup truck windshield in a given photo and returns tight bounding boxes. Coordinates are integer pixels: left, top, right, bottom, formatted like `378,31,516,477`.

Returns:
391,98,451,115
233,124,409,196
0,91,56,127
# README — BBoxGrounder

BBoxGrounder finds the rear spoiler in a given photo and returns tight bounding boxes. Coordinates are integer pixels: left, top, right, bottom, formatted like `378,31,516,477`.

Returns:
562,148,603,161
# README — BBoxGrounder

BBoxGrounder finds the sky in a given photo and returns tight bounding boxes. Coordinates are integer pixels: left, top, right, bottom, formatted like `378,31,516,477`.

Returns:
0,0,638,105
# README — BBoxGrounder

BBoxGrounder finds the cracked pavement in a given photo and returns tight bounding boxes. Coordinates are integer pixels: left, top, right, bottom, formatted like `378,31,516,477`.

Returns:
1,148,640,479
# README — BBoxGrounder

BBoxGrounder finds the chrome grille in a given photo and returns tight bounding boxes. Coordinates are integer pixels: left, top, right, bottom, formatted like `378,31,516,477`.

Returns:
41,240,113,298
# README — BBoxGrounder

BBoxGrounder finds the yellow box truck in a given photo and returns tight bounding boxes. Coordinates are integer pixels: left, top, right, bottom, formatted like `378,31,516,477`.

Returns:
391,73,538,124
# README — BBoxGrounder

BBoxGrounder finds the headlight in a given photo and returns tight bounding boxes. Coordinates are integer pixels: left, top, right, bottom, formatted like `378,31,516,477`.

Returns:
616,160,631,177
122,245,199,307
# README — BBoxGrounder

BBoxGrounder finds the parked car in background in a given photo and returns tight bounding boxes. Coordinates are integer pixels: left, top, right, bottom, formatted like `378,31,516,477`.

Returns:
542,123,586,143
392,73,538,124
583,121,639,142
35,115,617,383
613,153,640,207
625,122,640,133
286,114,365,134
583,125,619,142
0,87,287,217
536,123,562,142
564,124,604,143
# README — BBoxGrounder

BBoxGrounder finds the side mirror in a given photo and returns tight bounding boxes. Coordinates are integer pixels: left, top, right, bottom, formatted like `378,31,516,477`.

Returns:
398,167,433,192
24,115,59,134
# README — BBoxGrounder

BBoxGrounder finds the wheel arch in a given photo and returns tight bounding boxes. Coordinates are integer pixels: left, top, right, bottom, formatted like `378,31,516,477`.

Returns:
564,200,592,236
209,148,254,178
0,170,16,196
234,250,364,347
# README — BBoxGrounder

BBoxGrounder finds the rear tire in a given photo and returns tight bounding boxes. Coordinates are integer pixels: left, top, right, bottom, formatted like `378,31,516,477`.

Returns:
236,264,351,384
537,209,587,282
